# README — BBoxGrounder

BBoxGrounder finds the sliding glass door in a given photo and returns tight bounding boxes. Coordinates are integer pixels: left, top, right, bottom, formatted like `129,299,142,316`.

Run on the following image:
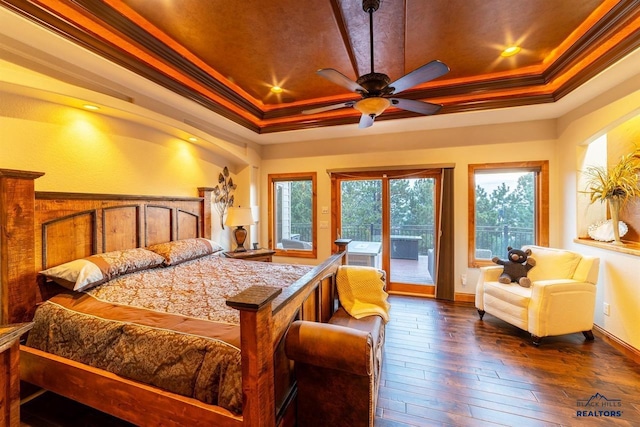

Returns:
332,170,441,296
389,176,437,287
339,179,383,269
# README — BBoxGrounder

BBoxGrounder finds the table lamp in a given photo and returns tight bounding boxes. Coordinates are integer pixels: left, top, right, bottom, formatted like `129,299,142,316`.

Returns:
225,207,255,252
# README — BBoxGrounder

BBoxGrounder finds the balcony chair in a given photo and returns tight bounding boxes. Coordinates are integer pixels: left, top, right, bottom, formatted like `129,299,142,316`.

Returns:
475,245,599,345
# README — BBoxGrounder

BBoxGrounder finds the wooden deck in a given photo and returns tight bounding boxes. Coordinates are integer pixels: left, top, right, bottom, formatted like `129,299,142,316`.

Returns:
390,255,433,285
22,295,640,426
346,240,433,285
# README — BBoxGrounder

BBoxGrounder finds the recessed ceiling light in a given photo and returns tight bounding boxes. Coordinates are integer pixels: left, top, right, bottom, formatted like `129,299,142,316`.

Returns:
188,137,198,142
83,104,100,110
270,86,284,94
501,46,521,57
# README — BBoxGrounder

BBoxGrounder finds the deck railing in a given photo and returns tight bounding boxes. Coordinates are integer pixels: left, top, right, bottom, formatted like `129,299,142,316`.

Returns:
290,223,534,257
340,224,435,255
474,225,534,258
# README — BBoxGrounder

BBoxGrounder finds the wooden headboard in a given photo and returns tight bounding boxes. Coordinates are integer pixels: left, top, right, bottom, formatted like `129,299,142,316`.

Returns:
35,191,210,271
0,169,214,324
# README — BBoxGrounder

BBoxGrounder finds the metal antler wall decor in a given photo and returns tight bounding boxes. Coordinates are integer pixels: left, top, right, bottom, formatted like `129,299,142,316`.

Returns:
212,166,236,229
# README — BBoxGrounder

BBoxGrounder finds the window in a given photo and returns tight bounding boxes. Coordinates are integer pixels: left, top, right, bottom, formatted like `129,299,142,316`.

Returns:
268,172,317,258
468,161,548,267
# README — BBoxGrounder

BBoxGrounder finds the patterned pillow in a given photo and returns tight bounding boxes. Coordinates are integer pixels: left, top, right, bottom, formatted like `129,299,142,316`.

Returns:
146,238,224,266
40,248,165,292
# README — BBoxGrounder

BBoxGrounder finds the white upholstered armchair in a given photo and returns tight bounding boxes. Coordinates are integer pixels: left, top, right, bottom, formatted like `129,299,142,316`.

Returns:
475,245,599,345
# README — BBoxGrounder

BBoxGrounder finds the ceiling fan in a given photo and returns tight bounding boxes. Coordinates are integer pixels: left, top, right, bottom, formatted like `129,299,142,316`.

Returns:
302,0,450,128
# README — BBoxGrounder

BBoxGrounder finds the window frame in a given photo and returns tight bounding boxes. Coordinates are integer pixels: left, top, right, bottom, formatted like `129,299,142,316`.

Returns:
468,161,549,268
268,172,317,259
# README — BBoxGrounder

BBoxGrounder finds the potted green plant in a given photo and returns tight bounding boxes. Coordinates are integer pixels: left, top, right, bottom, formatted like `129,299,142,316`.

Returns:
583,147,640,245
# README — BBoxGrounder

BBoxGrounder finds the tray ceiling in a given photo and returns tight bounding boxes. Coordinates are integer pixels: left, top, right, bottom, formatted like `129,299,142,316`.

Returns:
2,0,639,134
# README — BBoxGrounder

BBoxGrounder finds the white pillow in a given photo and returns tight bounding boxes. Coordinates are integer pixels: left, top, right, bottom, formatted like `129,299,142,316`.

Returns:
524,246,582,282
40,248,165,291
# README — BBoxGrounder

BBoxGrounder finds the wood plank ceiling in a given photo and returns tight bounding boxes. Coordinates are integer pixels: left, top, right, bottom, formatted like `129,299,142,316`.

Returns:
2,0,640,134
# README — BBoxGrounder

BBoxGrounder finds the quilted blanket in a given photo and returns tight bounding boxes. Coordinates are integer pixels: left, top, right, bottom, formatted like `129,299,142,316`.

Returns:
27,255,312,414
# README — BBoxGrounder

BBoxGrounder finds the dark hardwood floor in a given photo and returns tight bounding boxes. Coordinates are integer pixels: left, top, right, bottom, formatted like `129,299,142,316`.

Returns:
376,296,640,426
20,295,640,426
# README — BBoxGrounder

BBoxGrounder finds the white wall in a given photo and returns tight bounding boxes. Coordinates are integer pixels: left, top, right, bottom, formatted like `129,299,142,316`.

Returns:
260,120,560,284
556,74,640,350
0,90,259,249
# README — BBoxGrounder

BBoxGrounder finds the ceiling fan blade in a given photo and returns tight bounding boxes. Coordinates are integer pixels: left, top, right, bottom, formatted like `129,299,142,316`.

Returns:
358,114,375,128
387,60,450,95
302,101,355,115
317,68,368,94
390,98,442,115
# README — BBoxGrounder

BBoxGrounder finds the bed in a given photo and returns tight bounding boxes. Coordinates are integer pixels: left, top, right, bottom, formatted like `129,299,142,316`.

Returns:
0,168,349,427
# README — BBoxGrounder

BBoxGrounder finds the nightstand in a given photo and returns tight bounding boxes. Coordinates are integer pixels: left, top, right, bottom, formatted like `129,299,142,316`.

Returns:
1,322,33,427
223,248,276,262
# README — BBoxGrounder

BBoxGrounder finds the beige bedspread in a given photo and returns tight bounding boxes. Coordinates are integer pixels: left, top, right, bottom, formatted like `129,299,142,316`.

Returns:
26,255,312,415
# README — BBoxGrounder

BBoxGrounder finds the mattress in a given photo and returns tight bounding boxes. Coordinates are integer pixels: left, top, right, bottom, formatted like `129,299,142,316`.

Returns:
26,255,312,414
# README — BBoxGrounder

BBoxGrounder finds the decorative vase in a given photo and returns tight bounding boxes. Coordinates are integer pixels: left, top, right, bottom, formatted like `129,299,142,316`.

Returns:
608,197,624,245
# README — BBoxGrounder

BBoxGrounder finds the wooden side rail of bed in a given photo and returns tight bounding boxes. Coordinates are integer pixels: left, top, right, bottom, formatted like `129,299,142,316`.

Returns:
227,240,350,426
0,169,349,427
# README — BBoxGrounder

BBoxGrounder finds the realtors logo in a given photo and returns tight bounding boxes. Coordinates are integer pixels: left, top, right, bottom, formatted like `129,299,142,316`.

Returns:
576,392,622,418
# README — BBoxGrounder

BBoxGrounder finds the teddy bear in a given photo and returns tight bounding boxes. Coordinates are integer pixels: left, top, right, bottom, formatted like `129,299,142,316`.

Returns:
492,246,536,288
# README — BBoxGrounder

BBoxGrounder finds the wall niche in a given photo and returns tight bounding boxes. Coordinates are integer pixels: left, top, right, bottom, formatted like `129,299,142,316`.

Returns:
577,112,640,252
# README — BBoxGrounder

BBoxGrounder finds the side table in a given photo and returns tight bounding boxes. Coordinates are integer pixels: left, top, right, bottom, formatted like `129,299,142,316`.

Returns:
1,322,33,427
223,248,276,262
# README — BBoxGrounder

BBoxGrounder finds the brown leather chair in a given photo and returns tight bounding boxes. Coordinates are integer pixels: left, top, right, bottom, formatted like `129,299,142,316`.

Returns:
285,308,385,427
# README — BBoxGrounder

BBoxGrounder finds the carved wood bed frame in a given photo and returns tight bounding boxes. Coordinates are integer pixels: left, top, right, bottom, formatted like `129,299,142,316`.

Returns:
0,169,348,427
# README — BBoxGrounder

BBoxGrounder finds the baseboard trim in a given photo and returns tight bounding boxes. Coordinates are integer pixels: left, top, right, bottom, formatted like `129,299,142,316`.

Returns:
388,284,435,296
593,324,640,364
388,291,475,303
455,293,475,303
388,290,435,298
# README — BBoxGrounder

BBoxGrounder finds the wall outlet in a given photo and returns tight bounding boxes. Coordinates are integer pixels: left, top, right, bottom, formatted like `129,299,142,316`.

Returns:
461,274,467,286
603,302,610,316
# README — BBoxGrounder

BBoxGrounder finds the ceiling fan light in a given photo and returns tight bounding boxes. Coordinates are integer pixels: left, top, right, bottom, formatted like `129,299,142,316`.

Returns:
354,97,391,117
